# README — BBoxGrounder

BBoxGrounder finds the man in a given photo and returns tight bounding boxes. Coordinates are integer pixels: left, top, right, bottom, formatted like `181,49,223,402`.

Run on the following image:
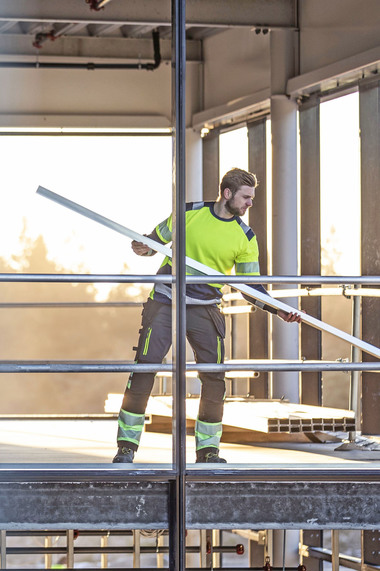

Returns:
113,167,301,464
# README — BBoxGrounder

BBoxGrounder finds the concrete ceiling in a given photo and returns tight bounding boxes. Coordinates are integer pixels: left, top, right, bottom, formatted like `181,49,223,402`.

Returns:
0,0,296,62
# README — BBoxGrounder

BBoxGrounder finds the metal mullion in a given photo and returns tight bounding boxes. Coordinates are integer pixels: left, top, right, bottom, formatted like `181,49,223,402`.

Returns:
359,78,380,436
0,530,6,569
170,0,187,570
133,530,141,568
202,129,220,201
299,98,322,407
331,530,340,571
100,534,108,569
66,530,74,569
248,117,269,398
44,535,52,569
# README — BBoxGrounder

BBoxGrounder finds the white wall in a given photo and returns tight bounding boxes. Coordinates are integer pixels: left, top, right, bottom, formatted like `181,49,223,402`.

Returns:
1,1,380,127
200,0,380,116
0,62,202,129
299,0,380,73
202,28,270,109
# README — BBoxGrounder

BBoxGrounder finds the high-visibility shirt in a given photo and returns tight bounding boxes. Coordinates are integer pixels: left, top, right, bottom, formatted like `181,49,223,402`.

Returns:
147,201,276,314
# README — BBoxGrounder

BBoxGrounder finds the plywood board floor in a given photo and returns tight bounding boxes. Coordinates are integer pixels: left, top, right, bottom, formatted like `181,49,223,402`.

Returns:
1,419,380,465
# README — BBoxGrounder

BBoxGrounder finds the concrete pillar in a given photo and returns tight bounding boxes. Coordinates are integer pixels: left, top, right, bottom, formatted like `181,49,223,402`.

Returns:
270,29,300,403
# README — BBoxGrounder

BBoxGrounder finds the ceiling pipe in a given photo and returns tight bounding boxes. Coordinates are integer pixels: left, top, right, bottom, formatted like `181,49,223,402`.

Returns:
85,0,114,11
0,29,161,71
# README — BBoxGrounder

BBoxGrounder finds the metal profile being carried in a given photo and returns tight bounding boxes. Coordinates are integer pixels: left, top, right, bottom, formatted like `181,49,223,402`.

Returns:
36,185,380,360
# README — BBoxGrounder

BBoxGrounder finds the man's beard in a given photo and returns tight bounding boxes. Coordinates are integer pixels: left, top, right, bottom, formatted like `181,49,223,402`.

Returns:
225,198,246,217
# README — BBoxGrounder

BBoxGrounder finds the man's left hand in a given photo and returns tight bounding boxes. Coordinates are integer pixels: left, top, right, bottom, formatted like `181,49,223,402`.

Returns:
277,310,302,323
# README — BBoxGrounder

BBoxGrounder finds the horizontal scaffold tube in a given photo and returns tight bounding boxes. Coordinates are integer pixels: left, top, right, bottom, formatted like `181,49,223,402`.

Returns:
0,361,379,373
0,272,379,285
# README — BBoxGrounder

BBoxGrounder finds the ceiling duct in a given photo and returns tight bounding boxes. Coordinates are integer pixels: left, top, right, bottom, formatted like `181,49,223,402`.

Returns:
0,29,161,71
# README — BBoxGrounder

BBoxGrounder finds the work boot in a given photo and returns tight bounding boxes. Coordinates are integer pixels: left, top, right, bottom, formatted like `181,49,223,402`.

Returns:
112,446,135,463
196,448,227,463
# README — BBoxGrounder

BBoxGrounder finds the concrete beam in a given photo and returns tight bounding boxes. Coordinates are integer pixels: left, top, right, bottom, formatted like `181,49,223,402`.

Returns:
287,45,380,98
0,0,297,29
193,89,270,131
0,465,380,530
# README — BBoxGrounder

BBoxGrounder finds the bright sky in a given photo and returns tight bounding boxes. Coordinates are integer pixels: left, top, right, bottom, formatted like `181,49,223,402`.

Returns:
0,133,172,298
0,92,361,302
219,127,249,175
219,92,361,278
320,92,361,276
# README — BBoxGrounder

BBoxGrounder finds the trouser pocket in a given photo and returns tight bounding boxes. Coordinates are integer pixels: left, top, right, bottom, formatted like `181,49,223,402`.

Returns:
206,305,226,339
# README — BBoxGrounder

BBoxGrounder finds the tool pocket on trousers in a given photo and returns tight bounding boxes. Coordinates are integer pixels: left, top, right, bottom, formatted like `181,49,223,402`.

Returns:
141,298,159,329
206,306,226,339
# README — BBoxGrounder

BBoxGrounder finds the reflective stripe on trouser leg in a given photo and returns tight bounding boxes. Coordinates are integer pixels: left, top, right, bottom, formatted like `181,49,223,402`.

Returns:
117,408,145,447
195,418,223,451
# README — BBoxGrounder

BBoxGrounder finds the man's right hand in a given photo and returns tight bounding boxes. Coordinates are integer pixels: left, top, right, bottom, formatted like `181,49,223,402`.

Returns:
131,240,152,256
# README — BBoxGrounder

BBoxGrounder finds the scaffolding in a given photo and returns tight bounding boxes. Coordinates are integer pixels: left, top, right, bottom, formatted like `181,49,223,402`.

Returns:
0,270,379,568
0,1,380,569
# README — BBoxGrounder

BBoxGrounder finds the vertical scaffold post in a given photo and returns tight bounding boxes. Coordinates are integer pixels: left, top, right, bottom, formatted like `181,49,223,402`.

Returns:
350,286,362,435
170,0,187,570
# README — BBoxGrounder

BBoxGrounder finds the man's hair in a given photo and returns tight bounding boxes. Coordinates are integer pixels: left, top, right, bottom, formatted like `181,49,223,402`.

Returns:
219,168,258,197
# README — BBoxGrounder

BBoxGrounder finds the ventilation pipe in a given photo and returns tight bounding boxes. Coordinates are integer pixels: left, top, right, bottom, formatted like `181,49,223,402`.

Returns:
0,29,161,71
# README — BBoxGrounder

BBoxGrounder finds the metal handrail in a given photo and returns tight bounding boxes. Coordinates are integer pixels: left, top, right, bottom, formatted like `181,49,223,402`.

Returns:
0,361,378,373
0,273,379,284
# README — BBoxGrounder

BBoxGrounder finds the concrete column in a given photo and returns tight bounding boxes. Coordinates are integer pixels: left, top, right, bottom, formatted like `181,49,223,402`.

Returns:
270,29,300,403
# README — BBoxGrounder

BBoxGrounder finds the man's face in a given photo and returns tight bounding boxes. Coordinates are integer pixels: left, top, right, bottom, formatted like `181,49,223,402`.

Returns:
225,185,255,217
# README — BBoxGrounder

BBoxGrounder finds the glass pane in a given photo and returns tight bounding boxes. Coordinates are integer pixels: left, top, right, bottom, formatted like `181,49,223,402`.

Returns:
320,92,360,409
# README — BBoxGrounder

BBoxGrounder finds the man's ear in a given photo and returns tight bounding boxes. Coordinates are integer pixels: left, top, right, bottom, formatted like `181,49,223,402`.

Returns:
223,187,232,200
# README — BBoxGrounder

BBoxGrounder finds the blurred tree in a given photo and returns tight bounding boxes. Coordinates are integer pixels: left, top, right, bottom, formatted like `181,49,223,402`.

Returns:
0,230,143,413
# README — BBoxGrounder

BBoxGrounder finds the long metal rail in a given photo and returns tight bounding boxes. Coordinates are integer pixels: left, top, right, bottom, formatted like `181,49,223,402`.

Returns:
1,273,380,284
0,273,380,284
35,185,380,359
0,361,378,373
